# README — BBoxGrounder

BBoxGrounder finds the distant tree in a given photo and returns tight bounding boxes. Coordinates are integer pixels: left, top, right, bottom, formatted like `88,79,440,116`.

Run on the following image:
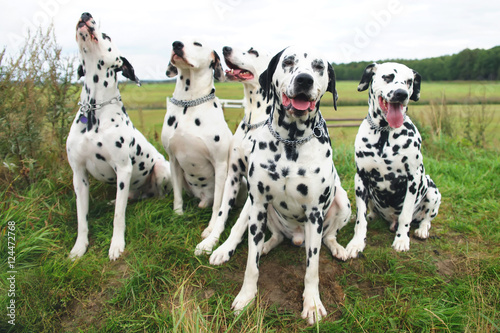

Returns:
334,45,500,81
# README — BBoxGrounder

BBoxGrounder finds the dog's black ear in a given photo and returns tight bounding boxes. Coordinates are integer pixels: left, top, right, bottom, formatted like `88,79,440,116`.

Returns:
259,48,285,103
77,64,85,79
166,61,178,78
357,63,377,92
410,70,421,101
211,51,224,82
327,62,338,111
120,57,141,86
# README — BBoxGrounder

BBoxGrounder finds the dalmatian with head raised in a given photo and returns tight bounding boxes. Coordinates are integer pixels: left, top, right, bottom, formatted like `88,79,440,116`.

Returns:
229,47,351,325
345,62,441,258
194,45,271,255
67,13,171,260
161,39,232,235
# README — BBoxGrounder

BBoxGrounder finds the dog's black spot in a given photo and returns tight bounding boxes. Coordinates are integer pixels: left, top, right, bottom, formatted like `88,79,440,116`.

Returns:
297,184,308,196
249,163,255,177
96,153,105,161
167,116,176,126
93,74,99,83
214,135,220,142
238,158,246,173
195,118,201,126
119,182,125,190
257,181,265,194
115,141,122,148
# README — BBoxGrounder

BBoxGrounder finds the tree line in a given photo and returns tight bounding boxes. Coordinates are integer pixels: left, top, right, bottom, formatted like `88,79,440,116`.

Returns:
333,46,500,81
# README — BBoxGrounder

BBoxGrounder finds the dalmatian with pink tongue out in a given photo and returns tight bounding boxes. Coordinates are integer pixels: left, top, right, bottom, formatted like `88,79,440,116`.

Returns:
346,62,441,257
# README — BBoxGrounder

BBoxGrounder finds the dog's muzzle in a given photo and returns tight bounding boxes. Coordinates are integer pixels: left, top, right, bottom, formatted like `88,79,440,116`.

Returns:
378,88,409,128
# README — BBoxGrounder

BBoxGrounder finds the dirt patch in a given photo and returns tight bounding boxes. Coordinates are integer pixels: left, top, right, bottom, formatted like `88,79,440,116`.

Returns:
220,243,346,321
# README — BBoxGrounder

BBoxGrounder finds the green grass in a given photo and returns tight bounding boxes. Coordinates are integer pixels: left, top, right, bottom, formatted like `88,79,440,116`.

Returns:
1,82,499,332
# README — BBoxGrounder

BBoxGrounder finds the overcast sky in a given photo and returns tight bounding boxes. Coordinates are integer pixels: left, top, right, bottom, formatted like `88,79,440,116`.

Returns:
1,0,499,80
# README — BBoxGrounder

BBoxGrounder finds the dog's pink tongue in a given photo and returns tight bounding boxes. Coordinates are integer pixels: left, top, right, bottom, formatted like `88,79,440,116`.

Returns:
386,102,405,128
291,99,315,111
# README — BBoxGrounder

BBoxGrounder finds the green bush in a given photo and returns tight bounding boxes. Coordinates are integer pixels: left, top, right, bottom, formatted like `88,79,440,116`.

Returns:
0,25,78,185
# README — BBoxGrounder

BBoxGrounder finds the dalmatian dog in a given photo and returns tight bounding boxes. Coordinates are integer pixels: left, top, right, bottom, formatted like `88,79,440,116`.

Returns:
194,45,271,255
229,47,351,325
161,39,232,235
67,13,171,260
345,62,441,257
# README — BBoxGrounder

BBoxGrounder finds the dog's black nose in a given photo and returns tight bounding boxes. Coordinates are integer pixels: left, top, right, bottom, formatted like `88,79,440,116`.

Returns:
393,89,409,102
222,46,232,57
295,73,314,90
81,12,92,22
173,41,184,51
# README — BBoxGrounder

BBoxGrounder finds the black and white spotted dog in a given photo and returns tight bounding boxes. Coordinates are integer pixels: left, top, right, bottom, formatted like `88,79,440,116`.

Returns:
230,47,351,325
161,39,232,232
67,13,171,260
194,46,271,255
345,62,441,257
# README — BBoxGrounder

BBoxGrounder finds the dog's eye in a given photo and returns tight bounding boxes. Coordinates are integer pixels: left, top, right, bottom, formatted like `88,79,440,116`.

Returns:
312,59,325,72
282,56,295,67
382,74,395,83
407,79,413,87
193,42,202,47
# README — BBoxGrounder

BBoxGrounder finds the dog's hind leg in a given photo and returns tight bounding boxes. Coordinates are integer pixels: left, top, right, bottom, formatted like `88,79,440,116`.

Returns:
414,176,441,239
323,181,350,261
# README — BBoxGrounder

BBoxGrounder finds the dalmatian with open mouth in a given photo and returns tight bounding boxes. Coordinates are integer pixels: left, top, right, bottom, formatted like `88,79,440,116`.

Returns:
67,13,171,260
194,45,271,255
161,39,232,236
346,62,441,257
229,47,351,325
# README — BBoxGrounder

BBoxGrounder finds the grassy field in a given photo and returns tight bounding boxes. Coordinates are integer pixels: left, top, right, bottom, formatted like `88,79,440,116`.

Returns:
1,81,499,332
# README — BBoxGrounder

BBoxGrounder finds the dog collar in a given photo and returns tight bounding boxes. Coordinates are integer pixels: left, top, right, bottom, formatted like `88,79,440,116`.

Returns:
170,91,215,108
266,111,326,146
78,95,122,124
242,116,267,131
366,113,406,132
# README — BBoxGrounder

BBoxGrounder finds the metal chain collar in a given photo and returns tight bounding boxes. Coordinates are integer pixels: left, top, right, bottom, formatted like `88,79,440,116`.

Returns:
242,116,267,130
170,91,216,108
78,95,122,124
266,111,326,146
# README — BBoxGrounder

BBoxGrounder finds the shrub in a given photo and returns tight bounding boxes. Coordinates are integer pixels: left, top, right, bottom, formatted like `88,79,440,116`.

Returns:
0,25,78,185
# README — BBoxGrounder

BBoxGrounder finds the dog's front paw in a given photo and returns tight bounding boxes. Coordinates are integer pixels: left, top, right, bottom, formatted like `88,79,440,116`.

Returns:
345,239,365,259
392,237,410,252
231,288,256,314
302,294,327,325
69,240,89,260
109,237,125,260
194,237,217,256
210,244,234,265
